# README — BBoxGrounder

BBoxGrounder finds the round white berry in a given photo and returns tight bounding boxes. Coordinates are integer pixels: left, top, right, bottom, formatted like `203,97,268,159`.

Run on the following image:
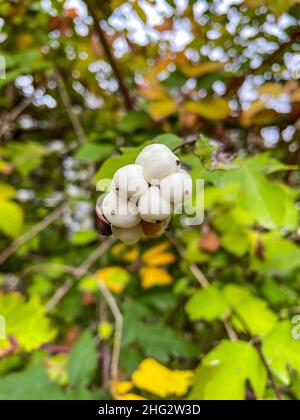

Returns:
160,169,192,204
102,191,140,228
112,164,148,199
112,224,143,245
138,186,171,222
135,143,181,185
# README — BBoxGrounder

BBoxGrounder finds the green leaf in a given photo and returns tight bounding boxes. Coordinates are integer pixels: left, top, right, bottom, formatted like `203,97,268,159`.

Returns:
75,143,114,162
0,200,23,238
68,330,97,387
262,321,300,385
189,340,266,400
218,158,297,230
195,134,217,168
0,293,56,351
0,365,66,400
0,364,98,400
137,324,199,363
185,285,229,322
223,284,277,337
117,110,152,132
5,141,48,177
152,133,182,150
70,230,98,246
122,302,198,363
93,145,143,185
93,134,181,185
251,233,300,274
221,232,249,257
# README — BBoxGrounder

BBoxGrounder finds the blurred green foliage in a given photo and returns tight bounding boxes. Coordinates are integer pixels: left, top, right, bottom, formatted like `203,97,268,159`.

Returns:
0,0,300,401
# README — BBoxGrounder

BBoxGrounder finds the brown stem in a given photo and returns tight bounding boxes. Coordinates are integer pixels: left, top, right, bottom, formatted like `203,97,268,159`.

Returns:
45,237,116,313
56,70,87,145
85,0,133,110
253,338,283,401
172,138,197,153
0,96,33,141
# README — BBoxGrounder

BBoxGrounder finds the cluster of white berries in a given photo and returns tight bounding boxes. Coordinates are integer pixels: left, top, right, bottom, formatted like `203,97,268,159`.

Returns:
96,144,192,245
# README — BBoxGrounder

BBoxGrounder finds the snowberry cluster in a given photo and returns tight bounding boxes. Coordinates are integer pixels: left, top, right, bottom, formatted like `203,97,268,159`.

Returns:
96,144,192,245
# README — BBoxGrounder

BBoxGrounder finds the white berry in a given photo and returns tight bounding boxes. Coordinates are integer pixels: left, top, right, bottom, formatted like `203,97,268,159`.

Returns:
160,169,192,205
112,224,143,245
138,186,171,222
112,164,148,199
135,143,181,185
102,191,140,228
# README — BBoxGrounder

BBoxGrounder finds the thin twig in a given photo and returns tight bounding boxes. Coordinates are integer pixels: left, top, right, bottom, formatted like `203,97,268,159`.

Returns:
0,96,33,140
84,0,133,110
56,70,87,144
98,280,122,382
166,232,209,287
189,262,210,288
45,279,73,313
45,237,116,313
17,237,121,380
172,138,197,153
223,318,238,342
0,201,68,266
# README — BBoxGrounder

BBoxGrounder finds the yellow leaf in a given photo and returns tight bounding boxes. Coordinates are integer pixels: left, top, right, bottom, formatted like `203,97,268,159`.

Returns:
0,182,16,199
149,98,178,121
140,267,173,288
0,200,23,238
111,381,133,396
258,83,284,97
118,393,146,400
132,358,194,398
142,241,176,266
123,247,139,262
142,252,176,266
139,83,167,100
180,61,224,78
291,88,300,103
183,98,230,120
240,100,266,127
95,267,130,294
111,243,126,257
142,242,170,260
111,243,139,262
